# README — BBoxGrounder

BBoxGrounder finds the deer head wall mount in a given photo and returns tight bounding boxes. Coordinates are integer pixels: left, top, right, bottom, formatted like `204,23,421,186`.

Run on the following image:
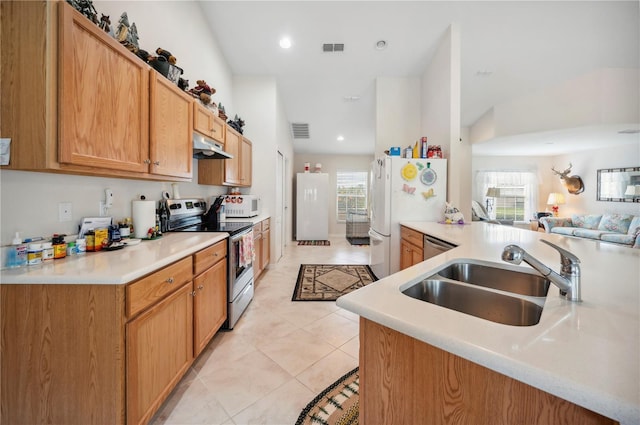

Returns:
552,163,584,195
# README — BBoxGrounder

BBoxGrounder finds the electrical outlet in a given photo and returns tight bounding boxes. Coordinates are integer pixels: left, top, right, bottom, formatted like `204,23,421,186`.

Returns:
58,202,72,222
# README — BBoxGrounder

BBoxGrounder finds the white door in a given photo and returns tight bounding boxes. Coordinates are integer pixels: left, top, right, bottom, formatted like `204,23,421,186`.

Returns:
370,158,390,236
275,150,284,261
296,173,329,240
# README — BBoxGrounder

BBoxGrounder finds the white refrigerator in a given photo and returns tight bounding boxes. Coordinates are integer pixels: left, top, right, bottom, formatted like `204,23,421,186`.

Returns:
296,173,329,240
369,157,447,278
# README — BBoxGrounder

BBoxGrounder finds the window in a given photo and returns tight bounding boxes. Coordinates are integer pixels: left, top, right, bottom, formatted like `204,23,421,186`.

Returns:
336,171,368,222
476,171,537,222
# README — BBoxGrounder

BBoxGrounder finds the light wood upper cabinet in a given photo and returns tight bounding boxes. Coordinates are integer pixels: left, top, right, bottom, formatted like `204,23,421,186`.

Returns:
193,102,226,145
198,126,253,187
58,3,149,173
240,137,253,186
149,71,193,179
0,1,193,182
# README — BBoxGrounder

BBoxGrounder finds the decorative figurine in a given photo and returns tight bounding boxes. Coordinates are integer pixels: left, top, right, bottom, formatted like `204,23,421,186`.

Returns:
115,12,139,53
218,103,227,121
228,115,245,134
99,14,114,37
67,0,99,24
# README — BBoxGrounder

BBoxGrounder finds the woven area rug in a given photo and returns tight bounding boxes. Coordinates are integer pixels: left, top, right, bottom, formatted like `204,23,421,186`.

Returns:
298,240,331,246
292,264,376,301
295,367,359,425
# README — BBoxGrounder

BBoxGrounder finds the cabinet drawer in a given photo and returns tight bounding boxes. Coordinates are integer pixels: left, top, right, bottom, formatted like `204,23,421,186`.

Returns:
401,226,423,248
253,222,262,234
193,240,227,276
127,257,193,318
262,218,270,231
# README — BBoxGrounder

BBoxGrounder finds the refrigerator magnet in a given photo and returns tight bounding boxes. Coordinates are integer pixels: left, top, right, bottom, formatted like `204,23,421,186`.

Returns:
402,183,416,194
420,168,437,186
401,162,418,181
422,188,436,199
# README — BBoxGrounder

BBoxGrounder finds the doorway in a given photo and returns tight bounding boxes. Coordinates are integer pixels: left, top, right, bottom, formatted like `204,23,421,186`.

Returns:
275,150,286,262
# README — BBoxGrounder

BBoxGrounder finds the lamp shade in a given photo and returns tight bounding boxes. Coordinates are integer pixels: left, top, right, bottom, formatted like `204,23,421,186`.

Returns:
547,193,565,205
625,185,640,196
486,187,500,197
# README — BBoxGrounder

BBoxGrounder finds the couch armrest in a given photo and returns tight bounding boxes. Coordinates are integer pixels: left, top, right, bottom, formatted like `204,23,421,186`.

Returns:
539,217,574,233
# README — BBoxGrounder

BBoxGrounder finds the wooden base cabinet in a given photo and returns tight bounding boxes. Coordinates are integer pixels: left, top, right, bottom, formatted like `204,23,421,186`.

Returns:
126,282,194,425
400,225,423,270
1,240,230,425
360,318,618,425
1,1,193,181
253,218,271,282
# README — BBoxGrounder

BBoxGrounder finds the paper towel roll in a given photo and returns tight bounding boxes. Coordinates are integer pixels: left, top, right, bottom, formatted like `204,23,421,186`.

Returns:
132,200,156,239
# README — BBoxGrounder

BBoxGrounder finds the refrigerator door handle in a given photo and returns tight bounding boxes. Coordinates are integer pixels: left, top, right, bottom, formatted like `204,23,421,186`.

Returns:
368,228,384,242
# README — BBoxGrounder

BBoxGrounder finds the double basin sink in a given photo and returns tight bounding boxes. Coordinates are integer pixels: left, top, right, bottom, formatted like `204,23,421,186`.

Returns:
401,261,550,326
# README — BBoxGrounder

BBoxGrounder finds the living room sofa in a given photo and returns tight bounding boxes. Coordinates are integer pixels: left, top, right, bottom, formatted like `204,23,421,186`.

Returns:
540,214,640,248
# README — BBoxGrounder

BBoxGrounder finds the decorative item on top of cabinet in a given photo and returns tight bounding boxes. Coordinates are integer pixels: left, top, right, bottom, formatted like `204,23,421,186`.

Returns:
198,126,253,187
0,1,193,182
400,225,423,270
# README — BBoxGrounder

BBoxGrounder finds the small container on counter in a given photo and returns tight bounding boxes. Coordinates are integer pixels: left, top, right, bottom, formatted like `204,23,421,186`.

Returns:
76,238,86,254
42,242,54,261
27,243,43,265
66,241,76,256
85,230,95,252
52,235,66,259
94,228,108,251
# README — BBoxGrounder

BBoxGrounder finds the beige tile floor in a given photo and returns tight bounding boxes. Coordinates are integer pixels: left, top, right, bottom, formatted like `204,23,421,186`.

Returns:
151,236,370,425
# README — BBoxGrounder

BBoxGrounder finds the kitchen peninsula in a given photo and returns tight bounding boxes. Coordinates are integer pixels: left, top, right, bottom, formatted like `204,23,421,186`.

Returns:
337,222,639,425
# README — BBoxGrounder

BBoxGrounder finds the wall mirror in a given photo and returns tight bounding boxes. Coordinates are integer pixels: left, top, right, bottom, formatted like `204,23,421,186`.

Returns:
597,167,640,202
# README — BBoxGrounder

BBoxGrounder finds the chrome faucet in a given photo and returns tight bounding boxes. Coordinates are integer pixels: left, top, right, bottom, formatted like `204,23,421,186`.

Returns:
502,239,581,302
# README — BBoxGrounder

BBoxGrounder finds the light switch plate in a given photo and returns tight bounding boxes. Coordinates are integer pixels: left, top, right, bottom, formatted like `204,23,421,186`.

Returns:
59,202,72,222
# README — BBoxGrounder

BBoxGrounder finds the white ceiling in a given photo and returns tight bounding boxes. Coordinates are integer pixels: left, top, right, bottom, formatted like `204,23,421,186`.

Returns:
199,1,640,156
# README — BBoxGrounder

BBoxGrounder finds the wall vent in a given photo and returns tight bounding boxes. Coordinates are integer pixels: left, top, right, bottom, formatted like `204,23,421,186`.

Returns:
322,43,345,52
291,123,310,139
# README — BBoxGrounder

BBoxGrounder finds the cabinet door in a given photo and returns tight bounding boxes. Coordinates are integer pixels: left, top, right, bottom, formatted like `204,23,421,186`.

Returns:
223,127,241,185
400,239,423,270
262,227,270,270
126,281,193,425
253,231,263,279
240,137,252,186
193,259,227,357
149,71,193,179
58,2,149,173
193,102,225,144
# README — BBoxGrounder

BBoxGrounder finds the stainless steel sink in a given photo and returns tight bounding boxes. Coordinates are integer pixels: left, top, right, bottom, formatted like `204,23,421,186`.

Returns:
432,262,550,297
402,279,544,326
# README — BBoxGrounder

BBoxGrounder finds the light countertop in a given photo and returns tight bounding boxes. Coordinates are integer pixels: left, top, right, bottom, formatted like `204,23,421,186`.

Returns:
336,222,640,424
0,233,228,285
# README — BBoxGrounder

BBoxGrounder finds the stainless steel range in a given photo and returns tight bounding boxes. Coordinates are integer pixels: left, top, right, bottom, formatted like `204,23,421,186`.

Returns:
165,197,254,329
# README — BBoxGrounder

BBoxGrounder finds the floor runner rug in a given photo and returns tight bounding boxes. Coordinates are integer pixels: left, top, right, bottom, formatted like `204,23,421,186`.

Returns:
295,367,359,425
292,264,376,301
298,240,331,246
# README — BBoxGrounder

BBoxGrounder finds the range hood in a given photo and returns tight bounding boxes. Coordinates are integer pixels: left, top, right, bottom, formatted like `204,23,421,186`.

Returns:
193,133,233,159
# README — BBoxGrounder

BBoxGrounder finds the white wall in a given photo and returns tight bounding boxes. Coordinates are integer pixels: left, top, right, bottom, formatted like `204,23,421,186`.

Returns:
275,90,295,245
421,24,469,219
292,154,374,237
375,77,421,158
1,1,236,243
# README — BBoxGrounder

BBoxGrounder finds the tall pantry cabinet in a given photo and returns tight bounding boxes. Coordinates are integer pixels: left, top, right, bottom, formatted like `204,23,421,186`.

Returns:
1,1,193,181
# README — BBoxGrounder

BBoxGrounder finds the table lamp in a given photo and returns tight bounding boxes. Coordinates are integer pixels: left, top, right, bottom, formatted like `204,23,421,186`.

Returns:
547,192,565,217
485,187,499,213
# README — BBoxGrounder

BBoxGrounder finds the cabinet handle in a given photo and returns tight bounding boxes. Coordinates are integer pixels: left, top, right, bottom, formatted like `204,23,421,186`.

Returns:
198,285,204,291
153,160,160,166
166,277,174,284
212,252,219,257
212,128,216,133
190,291,197,297
144,159,151,164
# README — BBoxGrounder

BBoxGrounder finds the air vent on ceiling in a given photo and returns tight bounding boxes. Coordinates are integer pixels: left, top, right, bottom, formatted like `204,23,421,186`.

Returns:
323,43,344,52
618,129,640,134
291,123,310,139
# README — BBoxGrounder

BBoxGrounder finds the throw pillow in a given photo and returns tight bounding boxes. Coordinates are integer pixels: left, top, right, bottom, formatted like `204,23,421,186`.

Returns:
571,214,602,229
597,214,633,233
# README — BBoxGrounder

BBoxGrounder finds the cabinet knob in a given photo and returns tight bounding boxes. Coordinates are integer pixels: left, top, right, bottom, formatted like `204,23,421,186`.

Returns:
166,277,174,284
153,160,160,166
144,159,151,164
198,285,204,291
212,252,218,257
211,128,216,133
190,291,197,297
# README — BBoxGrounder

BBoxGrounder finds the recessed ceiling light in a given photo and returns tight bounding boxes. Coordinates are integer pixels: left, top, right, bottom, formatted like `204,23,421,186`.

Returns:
279,37,292,49
475,70,493,77
337,135,345,141
343,96,360,102
375,40,387,50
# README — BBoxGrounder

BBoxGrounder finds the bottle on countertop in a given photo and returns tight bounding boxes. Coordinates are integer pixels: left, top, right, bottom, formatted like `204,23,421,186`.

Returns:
52,234,66,259
5,232,28,268
27,243,43,265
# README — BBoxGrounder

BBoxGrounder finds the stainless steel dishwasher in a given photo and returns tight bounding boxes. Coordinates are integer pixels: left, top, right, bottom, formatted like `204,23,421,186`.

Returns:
423,234,457,260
